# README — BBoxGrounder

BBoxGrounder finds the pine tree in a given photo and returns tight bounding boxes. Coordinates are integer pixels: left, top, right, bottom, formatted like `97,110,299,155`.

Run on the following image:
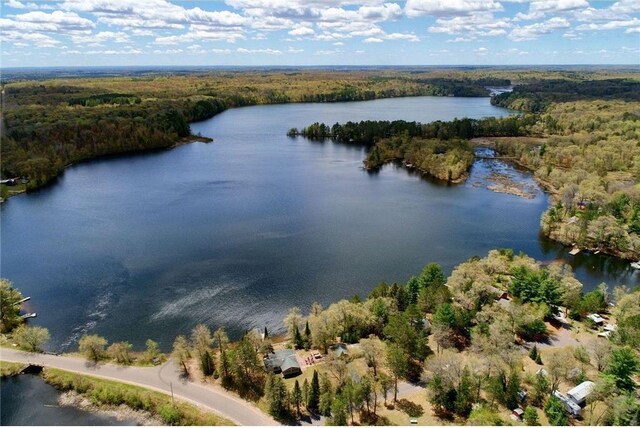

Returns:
505,370,521,410
267,375,289,419
303,321,312,350
199,349,215,376
293,324,303,349
302,378,310,408
523,406,540,426
293,380,302,417
455,367,473,417
545,396,568,426
406,276,421,305
308,370,320,413
263,326,269,339
535,353,543,365
330,394,349,426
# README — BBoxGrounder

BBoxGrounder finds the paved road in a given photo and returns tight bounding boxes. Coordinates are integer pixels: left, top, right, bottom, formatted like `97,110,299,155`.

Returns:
1,347,277,426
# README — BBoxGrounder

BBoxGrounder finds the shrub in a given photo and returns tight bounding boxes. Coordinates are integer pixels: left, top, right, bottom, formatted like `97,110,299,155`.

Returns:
396,398,424,417
159,404,182,425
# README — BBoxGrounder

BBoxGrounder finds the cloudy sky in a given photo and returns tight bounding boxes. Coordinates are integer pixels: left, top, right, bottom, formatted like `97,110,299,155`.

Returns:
1,0,639,67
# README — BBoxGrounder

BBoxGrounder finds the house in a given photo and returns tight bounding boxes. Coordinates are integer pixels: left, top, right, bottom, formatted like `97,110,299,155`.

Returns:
587,314,605,325
264,349,301,378
512,408,524,419
553,391,582,416
330,343,349,358
486,285,508,300
567,381,595,406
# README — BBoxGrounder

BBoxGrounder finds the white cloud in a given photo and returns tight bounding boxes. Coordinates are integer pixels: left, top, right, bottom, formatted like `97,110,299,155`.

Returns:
363,37,383,43
288,25,315,36
509,17,570,41
405,0,502,17
236,47,282,54
428,12,510,39
288,46,304,53
385,32,420,42
71,31,130,45
577,18,640,31
1,30,60,47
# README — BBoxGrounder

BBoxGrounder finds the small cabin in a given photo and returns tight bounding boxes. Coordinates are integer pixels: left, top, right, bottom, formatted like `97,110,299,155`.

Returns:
512,408,524,419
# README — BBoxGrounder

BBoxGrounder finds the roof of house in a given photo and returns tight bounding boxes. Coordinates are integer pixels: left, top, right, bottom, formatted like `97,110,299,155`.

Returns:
281,355,300,373
587,313,605,323
567,381,595,403
486,285,507,298
265,349,297,372
331,343,348,357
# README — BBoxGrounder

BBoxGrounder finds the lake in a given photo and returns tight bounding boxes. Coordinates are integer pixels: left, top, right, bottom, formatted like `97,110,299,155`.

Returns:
1,96,637,351
0,374,135,426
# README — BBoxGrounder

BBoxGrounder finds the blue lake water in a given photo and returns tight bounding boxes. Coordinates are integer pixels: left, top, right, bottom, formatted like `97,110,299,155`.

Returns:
0,374,134,426
1,96,637,351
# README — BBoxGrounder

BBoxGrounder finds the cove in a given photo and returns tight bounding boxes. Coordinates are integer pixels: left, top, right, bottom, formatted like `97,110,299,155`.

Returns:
1,96,638,351
0,374,136,426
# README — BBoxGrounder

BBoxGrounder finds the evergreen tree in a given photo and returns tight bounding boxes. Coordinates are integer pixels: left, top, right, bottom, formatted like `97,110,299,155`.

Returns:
320,392,333,417
199,349,215,376
329,394,349,426
505,370,521,410
307,370,320,413
266,374,289,419
545,396,568,426
406,276,421,305
293,324,304,349
303,321,312,350
524,406,540,426
292,380,302,417
455,367,474,417
302,378,310,408
263,326,269,339
606,347,639,392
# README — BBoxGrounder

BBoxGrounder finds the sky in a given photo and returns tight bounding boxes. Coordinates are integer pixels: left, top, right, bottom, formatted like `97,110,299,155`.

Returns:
1,0,639,67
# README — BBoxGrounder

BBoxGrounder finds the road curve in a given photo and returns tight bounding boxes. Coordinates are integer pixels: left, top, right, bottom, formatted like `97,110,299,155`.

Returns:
1,347,277,426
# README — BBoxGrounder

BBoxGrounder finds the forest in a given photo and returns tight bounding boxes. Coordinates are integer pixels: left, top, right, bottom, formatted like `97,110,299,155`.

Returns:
293,76,640,260
2,68,640,257
3,249,639,425
1,70,505,190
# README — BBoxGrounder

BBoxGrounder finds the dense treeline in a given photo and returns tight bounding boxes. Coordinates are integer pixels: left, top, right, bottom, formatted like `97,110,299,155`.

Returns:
490,100,640,260
1,70,502,190
293,116,537,145
486,78,640,259
492,79,640,112
291,115,537,180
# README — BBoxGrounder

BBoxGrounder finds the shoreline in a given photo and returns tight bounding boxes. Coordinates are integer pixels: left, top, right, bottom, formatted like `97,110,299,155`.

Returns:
58,390,164,426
